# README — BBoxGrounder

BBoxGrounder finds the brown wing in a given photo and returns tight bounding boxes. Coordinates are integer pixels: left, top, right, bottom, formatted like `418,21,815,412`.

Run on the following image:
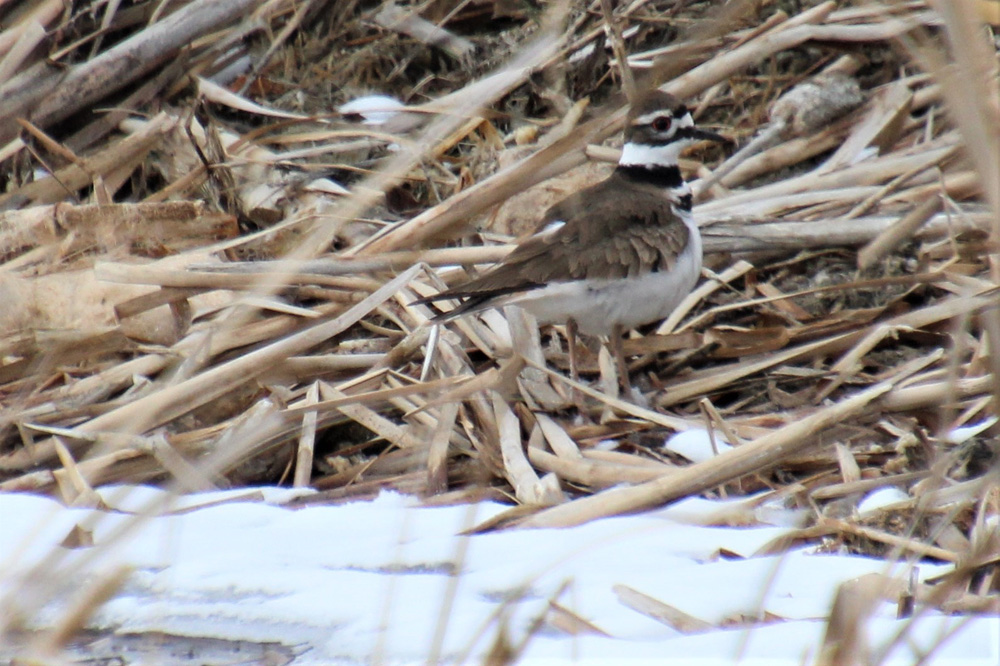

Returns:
414,177,690,315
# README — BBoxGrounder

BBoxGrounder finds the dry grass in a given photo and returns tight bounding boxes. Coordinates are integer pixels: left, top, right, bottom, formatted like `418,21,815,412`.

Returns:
0,0,998,660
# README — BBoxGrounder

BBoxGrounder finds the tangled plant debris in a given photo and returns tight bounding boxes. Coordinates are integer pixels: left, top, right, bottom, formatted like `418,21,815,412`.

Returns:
0,0,998,658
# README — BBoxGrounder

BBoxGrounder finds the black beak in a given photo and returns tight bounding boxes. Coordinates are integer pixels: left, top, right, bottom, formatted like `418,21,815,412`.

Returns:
688,127,728,143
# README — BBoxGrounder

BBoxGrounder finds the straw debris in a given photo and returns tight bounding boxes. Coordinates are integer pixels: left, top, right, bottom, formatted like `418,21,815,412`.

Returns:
0,0,998,652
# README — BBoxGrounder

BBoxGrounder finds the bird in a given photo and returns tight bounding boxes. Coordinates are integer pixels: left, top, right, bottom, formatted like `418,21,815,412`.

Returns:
413,89,726,401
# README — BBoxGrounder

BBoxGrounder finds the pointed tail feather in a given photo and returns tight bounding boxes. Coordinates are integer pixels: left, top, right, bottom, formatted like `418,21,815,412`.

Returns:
410,284,544,322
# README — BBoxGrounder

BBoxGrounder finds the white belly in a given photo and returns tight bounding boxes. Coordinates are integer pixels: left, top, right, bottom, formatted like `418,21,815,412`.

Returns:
511,223,702,336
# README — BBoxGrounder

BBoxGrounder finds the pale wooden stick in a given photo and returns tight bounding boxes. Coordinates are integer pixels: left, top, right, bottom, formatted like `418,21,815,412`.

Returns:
145,434,220,492
857,194,942,270
0,0,261,145
600,0,637,102
924,0,1000,223
283,372,471,416
521,382,893,528
351,117,605,255
819,80,912,173
528,447,675,488
0,1,64,60
504,306,565,411
293,382,320,488
663,6,837,100
0,113,174,207
582,449,675,469
51,438,99,506
881,375,993,412
317,382,426,450
520,356,697,432
0,20,45,86
187,202,990,274
340,28,573,256
614,584,714,633
825,518,959,562
96,261,382,291
0,355,168,436
709,126,847,191
658,260,754,334
842,157,946,220
492,392,563,505
237,0,318,95
375,3,473,59
413,358,524,414
0,449,144,492
659,291,997,407
810,471,928,501
1,200,211,235
534,413,583,461
814,324,920,403
698,140,958,216
427,401,460,495
382,374,441,431
78,266,419,435
701,209,992,255
626,9,785,66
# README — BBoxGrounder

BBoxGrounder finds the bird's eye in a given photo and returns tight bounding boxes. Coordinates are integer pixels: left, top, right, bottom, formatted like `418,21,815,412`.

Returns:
651,116,672,132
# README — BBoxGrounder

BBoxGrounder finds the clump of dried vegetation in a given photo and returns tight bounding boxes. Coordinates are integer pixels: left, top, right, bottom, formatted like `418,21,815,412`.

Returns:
0,0,998,658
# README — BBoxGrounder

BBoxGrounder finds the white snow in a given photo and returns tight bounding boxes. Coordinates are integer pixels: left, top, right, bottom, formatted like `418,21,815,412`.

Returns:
663,428,734,462
947,417,998,444
858,487,910,515
0,487,996,665
339,95,405,126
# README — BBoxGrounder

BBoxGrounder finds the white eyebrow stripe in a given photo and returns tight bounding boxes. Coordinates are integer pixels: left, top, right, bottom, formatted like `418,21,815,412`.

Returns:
631,110,673,125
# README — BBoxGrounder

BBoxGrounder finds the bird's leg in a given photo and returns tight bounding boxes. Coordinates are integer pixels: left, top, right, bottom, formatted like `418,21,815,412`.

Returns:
610,323,640,402
566,317,585,410
567,317,580,384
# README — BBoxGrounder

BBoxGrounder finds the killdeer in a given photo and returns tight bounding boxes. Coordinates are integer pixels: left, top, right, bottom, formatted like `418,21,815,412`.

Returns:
415,90,725,399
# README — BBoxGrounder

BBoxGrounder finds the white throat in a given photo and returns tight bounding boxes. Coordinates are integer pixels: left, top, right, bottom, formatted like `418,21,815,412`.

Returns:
619,140,689,168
